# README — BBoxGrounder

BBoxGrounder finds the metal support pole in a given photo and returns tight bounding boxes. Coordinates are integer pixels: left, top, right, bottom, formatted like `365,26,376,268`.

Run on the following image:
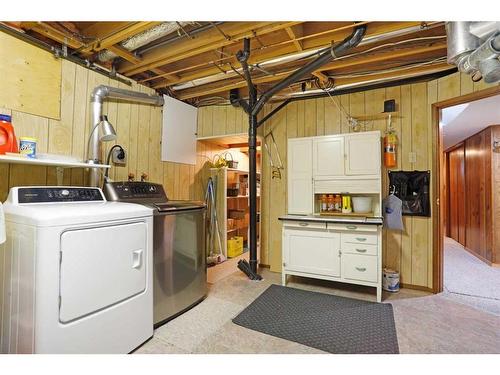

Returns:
248,112,258,274
237,25,367,277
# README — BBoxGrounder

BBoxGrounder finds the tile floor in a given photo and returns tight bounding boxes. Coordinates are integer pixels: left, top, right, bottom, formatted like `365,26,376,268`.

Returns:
134,267,500,354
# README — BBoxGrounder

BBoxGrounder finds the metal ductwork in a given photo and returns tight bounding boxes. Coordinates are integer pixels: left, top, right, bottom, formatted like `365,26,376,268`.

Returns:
97,22,192,62
446,21,500,83
88,85,164,186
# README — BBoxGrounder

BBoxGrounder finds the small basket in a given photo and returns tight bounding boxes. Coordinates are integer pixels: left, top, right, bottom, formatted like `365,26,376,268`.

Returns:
224,152,239,169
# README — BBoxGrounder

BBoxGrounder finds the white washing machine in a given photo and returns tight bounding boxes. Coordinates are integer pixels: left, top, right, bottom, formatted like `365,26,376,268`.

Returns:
0,187,154,353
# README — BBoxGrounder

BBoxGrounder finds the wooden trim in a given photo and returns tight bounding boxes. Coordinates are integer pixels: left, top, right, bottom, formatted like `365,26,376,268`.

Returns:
433,86,500,294
444,141,465,153
400,283,433,293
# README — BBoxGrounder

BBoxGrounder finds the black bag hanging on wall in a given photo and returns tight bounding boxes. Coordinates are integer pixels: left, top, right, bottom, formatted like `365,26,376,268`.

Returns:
388,170,430,217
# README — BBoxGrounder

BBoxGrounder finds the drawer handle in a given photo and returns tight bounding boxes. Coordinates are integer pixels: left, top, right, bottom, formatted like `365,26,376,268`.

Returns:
355,248,367,253
346,225,357,230
355,237,367,242
299,222,309,227
355,267,367,272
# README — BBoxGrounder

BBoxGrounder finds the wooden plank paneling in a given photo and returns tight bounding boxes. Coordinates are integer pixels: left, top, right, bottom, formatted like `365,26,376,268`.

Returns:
0,35,203,215
0,31,61,119
410,82,429,287
447,144,466,245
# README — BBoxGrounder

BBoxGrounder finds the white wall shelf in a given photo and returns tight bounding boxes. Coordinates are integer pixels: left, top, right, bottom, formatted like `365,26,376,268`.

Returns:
0,155,110,184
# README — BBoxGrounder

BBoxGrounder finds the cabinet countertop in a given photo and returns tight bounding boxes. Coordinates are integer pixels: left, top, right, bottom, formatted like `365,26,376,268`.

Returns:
279,215,383,225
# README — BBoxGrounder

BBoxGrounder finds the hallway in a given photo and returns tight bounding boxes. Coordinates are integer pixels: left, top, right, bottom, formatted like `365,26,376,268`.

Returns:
443,237,500,316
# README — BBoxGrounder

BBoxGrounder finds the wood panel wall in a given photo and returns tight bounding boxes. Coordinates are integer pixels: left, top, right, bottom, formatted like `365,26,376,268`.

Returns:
461,125,500,265
446,144,466,245
0,32,61,119
0,33,200,203
197,72,499,289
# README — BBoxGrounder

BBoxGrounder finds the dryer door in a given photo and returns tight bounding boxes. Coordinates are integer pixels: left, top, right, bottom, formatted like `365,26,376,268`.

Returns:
59,221,147,323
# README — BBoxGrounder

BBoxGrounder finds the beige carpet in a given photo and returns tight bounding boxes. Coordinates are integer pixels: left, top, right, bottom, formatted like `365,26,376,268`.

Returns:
444,237,500,316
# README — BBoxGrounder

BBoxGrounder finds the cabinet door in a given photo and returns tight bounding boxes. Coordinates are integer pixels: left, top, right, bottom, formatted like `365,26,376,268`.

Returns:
345,133,381,175
288,138,313,214
283,229,340,277
313,136,344,178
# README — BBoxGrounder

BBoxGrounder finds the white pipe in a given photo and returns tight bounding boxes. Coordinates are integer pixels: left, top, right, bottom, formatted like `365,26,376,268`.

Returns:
88,85,164,186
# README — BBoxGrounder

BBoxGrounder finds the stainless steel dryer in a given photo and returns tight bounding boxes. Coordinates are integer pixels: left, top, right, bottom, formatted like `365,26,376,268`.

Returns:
104,181,207,327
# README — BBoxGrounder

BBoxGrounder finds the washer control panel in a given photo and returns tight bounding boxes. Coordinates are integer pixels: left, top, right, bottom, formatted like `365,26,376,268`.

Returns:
103,181,167,202
17,187,105,203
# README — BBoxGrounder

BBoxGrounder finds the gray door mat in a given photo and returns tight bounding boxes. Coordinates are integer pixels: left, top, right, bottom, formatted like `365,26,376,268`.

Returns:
232,284,399,354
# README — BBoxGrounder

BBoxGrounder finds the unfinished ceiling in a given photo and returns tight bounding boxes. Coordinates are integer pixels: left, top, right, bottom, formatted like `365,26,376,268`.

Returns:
3,21,456,106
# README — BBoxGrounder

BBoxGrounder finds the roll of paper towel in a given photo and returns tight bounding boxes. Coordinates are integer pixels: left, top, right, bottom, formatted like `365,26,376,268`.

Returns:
0,202,5,244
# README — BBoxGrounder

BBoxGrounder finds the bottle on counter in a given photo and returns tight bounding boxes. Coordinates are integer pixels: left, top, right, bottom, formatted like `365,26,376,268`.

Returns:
334,194,342,212
327,194,335,212
320,194,327,213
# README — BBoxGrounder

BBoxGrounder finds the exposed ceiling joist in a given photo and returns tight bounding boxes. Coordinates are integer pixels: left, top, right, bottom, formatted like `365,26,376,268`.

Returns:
119,22,302,76
82,21,162,52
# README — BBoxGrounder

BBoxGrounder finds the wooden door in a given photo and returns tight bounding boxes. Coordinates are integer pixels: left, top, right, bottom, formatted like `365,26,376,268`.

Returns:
447,144,466,245
345,133,381,176
465,129,492,263
287,138,313,214
283,229,341,277
312,136,344,178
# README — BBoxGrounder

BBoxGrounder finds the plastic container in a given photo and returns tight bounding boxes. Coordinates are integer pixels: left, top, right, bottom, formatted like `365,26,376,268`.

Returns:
227,236,244,258
19,137,37,158
383,268,400,292
0,114,19,155
352,196,372,213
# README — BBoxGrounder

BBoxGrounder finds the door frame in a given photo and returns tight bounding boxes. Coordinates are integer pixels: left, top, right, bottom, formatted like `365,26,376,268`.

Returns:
432,85,500,293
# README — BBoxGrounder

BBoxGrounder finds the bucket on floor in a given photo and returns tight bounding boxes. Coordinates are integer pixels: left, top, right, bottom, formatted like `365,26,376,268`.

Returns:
383,268,400,292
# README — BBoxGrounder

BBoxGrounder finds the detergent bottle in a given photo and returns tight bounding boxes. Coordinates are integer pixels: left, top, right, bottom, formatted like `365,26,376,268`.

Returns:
0,114,19,155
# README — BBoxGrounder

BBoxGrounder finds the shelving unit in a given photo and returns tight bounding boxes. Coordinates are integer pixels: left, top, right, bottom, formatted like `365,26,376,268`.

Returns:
207,166,261,284
0,154,110,184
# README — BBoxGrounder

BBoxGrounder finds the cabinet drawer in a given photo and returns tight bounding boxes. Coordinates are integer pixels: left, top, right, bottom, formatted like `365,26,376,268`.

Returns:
342,232,378,245
283,221,327,230
342,254,378,283
342,242,378,256
327,223,378,232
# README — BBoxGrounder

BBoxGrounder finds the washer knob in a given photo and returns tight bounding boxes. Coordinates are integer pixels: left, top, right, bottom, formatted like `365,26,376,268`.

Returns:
61,189,70,196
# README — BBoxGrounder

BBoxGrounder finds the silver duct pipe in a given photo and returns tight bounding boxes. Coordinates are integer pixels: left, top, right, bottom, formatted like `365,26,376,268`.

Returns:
446,21,500,83
470,21,500,40
97,22,191,62
88,85,164,186
171,22,443,91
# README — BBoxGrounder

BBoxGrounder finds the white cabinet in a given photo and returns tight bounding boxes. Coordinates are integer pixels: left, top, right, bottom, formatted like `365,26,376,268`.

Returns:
282,221,382,302
283,228,340,278
287,138,313,214
345,133,381,175
313,136,344,178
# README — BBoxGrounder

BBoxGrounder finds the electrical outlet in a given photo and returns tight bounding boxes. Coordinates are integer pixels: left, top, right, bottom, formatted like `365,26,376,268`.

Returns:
112,148,127,165
409,152,417,164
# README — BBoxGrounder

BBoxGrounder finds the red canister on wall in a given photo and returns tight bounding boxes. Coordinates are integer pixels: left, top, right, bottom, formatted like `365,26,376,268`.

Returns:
0,114,19,155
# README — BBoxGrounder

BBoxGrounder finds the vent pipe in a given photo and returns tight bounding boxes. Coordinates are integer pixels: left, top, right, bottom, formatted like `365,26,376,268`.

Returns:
446,21,500,83
88,85,164,186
